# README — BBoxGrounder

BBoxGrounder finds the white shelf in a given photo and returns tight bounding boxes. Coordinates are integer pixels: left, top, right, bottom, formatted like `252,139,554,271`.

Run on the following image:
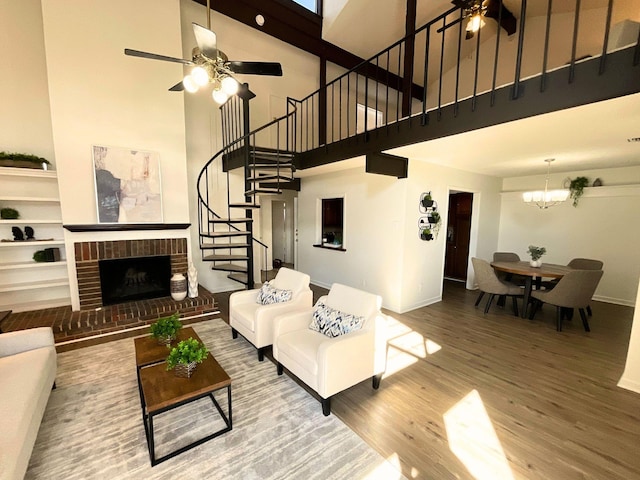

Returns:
0,278,69,293
0,196,59,203
0,167,57,179
0,240,64,247
0,260,67,271
0,219,62,224
0,297,71,313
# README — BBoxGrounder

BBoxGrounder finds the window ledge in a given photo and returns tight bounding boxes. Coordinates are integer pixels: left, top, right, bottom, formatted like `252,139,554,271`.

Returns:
313,244,346,252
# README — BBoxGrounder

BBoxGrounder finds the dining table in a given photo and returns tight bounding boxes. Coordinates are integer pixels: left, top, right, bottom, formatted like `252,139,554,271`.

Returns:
490,261,573,318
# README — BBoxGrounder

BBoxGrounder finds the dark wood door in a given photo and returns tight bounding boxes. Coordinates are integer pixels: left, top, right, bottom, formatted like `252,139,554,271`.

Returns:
444,192,473,281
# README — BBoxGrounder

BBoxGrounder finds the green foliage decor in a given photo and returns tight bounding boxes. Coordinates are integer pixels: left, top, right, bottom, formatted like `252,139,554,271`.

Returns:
527,245,547,261
1,208,19,219
0,151,50,165
149,312,182,339
569,176,589,207
166,337,209,371
33,250,48,262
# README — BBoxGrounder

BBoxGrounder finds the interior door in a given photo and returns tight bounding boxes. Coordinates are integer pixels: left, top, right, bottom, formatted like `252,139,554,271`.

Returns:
444,192,473,281
271,201,286,263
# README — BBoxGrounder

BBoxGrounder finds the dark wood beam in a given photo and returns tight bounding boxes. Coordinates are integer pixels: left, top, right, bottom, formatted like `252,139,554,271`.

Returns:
366,152,408,179
193,0,424,101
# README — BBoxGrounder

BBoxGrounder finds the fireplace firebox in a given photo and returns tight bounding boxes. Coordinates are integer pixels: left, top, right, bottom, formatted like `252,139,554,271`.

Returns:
99,255,171,306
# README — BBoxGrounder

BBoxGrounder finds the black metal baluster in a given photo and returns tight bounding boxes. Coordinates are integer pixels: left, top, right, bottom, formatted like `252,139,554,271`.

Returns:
438,16,446,120
512,0,527,99
472,16,481,112
569,0,581,83
599,0,614,74
422,25,431,125
541,0,553,92
491,0,503,106
454,8,463,117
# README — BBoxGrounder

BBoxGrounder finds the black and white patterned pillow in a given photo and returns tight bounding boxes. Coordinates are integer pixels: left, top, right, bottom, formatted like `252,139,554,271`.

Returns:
309,301,365,338
256,281,293,305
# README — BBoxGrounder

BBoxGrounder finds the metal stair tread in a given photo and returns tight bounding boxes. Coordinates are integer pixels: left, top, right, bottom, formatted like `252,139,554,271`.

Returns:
202,230,251,237
227,273,249,284
211,263,248,273
209,218,253,223
203,254,249,261
229,203,261,209
199,242,251,249
248,175,295,182
245,188,282,196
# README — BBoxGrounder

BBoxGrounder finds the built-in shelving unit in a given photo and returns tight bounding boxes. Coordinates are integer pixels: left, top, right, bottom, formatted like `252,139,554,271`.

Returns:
0,167,70,312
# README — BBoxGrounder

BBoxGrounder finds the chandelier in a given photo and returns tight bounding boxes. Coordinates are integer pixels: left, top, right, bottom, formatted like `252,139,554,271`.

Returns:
522,159,569,209
181,52,240,104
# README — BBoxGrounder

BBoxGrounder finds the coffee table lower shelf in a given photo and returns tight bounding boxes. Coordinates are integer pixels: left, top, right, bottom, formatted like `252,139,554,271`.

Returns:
137,354,232,466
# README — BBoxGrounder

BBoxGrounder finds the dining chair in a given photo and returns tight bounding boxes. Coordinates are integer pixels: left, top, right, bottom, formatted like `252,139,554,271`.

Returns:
542,258,603,315
471,258,523,316
529,269,604,332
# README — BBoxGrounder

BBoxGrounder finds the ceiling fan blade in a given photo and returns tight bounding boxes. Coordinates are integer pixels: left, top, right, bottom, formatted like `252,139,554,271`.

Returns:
228,61,283,76
168,81,184,92
192,23,218,59
124,48,194,65
484,0,517,35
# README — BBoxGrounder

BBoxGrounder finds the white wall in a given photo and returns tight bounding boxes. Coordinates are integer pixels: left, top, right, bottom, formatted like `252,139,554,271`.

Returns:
297,159,502,313
0,0,55,163
619,277,640,393
180,0,319,293
499,166,640,306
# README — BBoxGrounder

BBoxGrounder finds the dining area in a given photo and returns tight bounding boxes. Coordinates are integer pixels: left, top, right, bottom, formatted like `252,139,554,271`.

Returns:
471,249,604,332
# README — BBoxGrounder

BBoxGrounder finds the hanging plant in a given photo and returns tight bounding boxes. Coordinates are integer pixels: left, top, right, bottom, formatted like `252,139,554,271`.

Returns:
428,210,442,238
569,176,589,207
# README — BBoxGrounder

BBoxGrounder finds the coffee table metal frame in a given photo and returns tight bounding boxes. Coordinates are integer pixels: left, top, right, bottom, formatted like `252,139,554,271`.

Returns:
134,330,232,466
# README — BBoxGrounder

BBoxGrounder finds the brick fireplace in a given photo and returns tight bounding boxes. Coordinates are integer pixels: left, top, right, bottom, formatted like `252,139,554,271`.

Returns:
74,238,188,310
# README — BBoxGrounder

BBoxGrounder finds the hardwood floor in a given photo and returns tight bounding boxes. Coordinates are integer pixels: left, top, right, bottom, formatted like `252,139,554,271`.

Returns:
216,281,640,479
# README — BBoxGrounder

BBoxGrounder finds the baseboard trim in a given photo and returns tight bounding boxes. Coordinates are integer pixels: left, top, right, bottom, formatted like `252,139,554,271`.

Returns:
618,376,640,394
593,295,635,307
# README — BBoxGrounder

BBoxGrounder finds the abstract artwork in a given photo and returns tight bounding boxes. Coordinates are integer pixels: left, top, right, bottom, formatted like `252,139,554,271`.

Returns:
93,145,162,223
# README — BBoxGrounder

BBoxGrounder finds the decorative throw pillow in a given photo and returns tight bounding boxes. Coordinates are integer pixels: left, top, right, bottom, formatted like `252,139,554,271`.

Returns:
309,302,365,338
256,281,293,305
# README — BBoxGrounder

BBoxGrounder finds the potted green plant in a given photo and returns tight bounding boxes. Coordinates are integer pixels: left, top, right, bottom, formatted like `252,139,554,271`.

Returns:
0,152,51,170
421,193,434,209
166,337,209,378
428,210,442,238
420,227,433,241
0,208,19,219
149,312,182,345
527,245,546,268
569,176,589,207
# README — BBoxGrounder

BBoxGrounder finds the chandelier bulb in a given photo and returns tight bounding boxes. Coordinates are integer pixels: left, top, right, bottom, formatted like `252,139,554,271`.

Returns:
191,66,209,86
212,88,229,104
221,76,239,96
182,74,199,93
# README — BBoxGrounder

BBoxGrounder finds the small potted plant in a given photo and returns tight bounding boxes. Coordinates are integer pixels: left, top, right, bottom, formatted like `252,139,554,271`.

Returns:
428,210,442,238
420,227,433,241
421,193,434,209
0,208,19,220
0,151,51,170
150,312,182,345
569,176,589,207
166,337,209,378
527,245,546,267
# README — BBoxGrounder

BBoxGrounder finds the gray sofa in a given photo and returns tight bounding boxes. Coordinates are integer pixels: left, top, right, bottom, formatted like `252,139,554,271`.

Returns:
0,327,57,480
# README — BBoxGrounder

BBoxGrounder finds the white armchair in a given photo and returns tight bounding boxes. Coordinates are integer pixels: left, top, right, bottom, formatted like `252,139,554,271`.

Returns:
273,283,386,416
230,267,313,361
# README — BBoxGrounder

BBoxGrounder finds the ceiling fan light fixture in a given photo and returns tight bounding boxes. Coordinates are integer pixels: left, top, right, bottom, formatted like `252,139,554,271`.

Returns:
212,88,229,104
191,66,210,86
467,13,485,33
182,74,199,93
221,76,239,95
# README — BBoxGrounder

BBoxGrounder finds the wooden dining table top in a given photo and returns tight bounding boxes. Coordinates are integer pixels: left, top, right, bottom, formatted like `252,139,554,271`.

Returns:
490,260,573,279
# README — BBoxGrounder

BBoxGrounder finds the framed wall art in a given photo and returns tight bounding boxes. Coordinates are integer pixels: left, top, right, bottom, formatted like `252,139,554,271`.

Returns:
92,145,163,223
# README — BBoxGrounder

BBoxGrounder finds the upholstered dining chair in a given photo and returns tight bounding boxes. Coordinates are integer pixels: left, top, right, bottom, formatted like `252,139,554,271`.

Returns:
493,252,520,263
542,258,603,316
230,267,313,361
529,269,604,332
273,283,386,416
471,257,523,316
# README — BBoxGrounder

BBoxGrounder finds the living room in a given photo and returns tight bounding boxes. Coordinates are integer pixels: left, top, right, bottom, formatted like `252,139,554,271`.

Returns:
2,0,640,478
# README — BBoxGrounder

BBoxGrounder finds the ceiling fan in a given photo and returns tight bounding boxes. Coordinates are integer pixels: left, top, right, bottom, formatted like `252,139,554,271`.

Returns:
447,0,517,39
124,1,282,104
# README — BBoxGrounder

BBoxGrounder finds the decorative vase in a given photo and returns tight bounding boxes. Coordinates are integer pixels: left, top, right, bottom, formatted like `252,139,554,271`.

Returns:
174,361,197,378
156,334,176,346
170,273,187,301
187,262,198,298
530,259,542,268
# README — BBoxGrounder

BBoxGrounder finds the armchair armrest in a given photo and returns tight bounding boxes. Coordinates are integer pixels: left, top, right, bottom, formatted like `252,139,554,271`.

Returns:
229,288,260,307
0,327,55,358
273,308,315,339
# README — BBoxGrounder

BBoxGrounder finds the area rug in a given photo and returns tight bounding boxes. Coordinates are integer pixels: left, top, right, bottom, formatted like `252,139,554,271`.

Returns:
26,318,402,479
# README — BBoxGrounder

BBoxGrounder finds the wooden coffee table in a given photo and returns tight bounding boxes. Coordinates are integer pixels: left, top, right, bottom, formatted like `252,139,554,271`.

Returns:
135,330,232,466
134,326,200,369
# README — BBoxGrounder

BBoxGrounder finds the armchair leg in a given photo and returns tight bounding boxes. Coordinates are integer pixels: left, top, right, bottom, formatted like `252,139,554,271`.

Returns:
586,305,593,317
52,382,56,390
257,347,265,362
497,295,506,307
579,308,591,332
556,306,563,332
372,373,383,390
232,328,238,339
484,294,495,314
321,397,331,416
474,291,485,307
277,362,283,376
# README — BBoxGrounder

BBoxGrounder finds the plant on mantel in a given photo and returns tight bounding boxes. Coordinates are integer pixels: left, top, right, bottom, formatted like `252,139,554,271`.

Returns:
0,151,50,169
569,176,590,207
